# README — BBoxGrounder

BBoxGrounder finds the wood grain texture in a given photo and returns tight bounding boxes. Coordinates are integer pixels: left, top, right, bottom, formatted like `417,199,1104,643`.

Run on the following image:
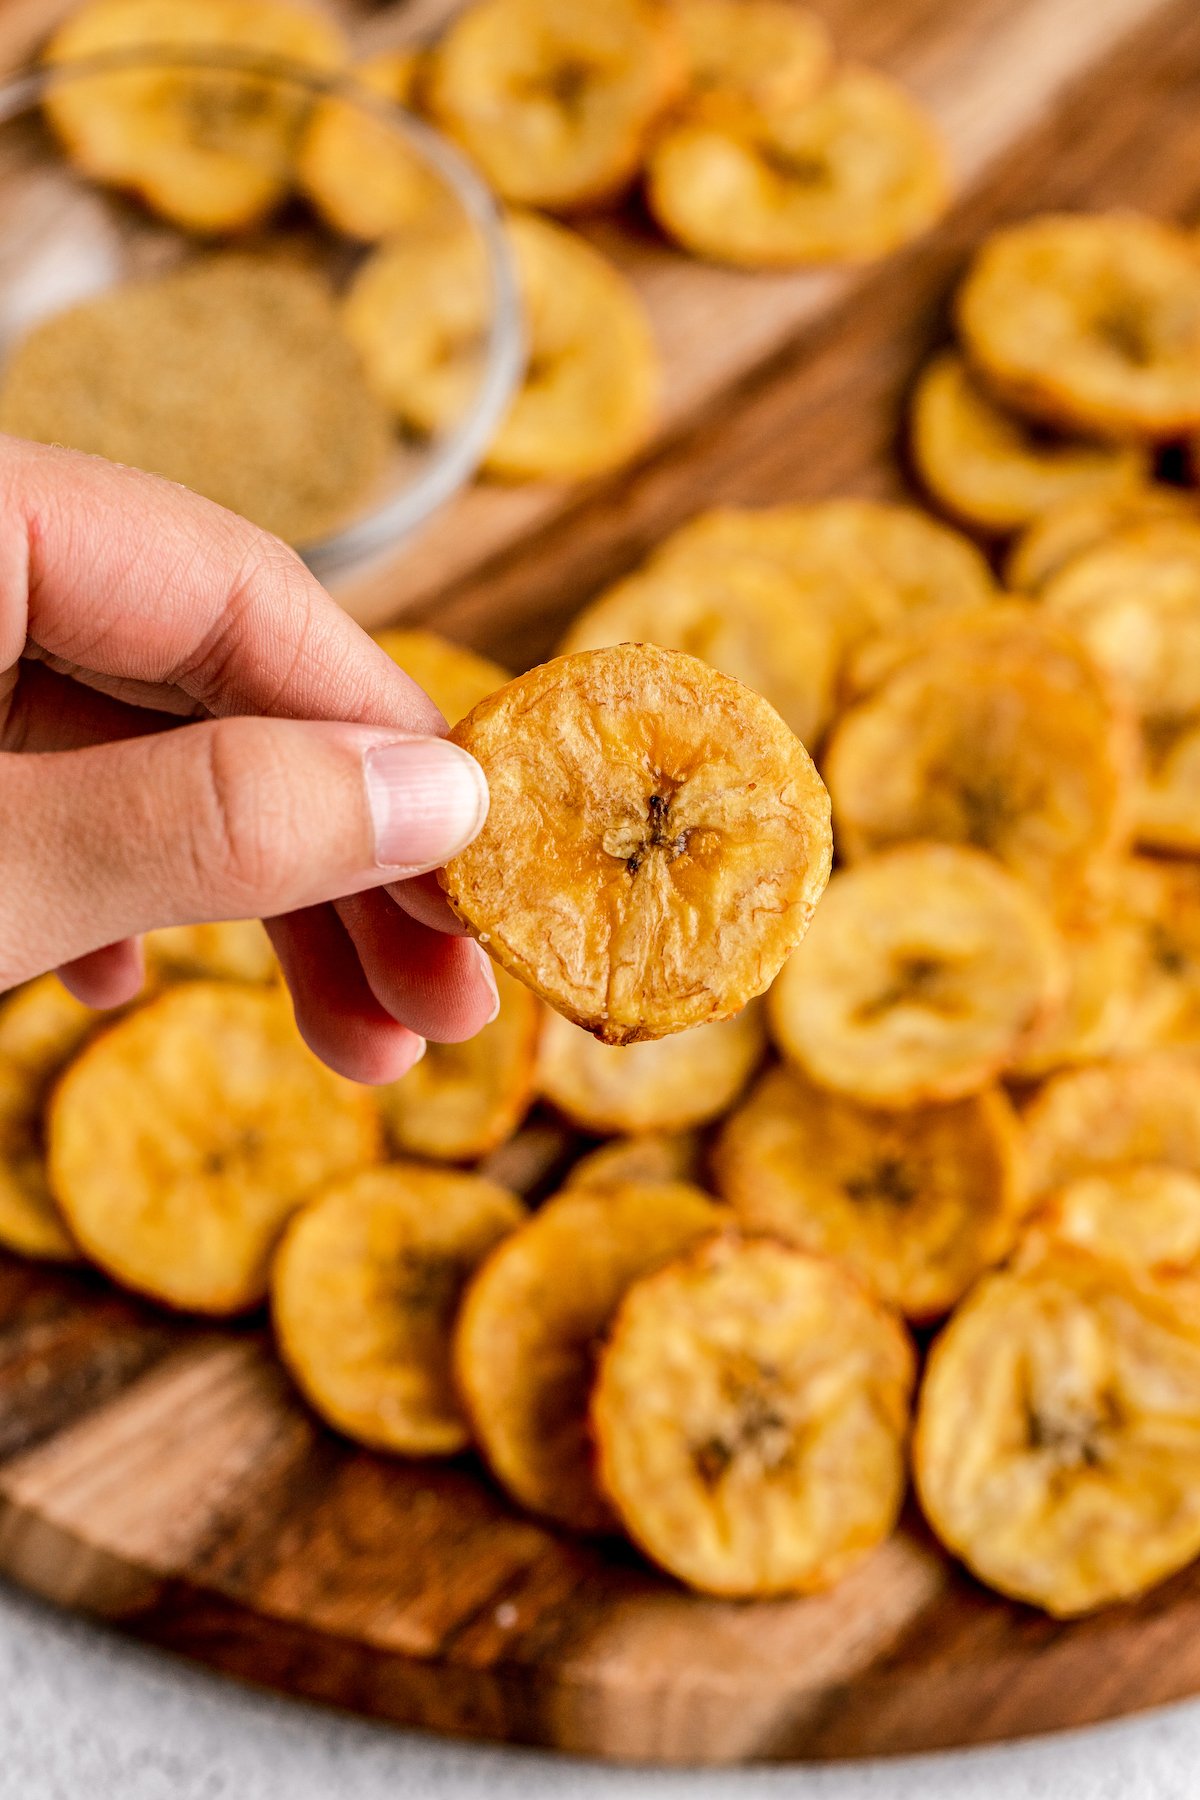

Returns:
5,0,1200,1766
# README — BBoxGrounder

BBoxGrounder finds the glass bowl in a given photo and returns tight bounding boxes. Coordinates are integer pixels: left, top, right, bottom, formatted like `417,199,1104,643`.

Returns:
0,47,524,581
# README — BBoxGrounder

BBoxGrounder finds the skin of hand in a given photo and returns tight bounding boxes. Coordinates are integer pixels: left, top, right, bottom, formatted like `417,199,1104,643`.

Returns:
0,435,499,1084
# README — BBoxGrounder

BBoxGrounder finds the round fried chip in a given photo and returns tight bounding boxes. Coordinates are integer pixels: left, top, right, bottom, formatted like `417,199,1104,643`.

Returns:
272,1164,525,1456
425,0,682,211
377,965,541,1163
565,1130,703,1192
713,1065,1025,1321
44,0,346,233
537,1002,763,1135
672,0,832,122
1139,719,1200,853
558,552,838,747
1005,487,1198,594
0,977,105,1261
769,845,1066,1109
1023,1055,1200,1201
1121,857,1200,1053
592,1234,914,1596
143,920,276,986
647,66,949,268
1028,1164,1200,1280
915,1248,1200,1615
911,350,1149,534
47,983,380,1315
373,627,510,728
1008,908,1141,1080
825,606,1137,918
957,213,1200,442
454,1179,725,1528
296,52,447,242
439,645,832,1044
345,211,659,480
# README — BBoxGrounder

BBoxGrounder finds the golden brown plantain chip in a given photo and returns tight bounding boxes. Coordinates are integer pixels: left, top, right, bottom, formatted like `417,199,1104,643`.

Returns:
345,210,660,480
565,1130,703,1192
272,1163,525,1455
1138,720,1200,854
1008,908,1141,1080
647,66,948,268
537,1002,763,1135
558,552,838,748
1120,857,1200,1053
1026,1164,1200,1280
769,845,1066,1109
671,0,832,121
825,606,1137,919
440,644,832,1044
377,965,541,1163
957,213,1200,442
296,51,447,242
1005,487,1198,594
593,1234,914,1596
1022,1055,1200,1201
911,350,1149,535
0,977,105,1261
373,627,510,728
47,983,380,1314
44,0,346,233
713,1064,1025,1321
144,920,276,985
425,0,683,211
915,1248,1200,1615
454,1179,725,1528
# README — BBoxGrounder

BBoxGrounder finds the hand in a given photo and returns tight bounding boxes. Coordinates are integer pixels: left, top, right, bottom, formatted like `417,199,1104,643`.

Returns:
0,436,498,1083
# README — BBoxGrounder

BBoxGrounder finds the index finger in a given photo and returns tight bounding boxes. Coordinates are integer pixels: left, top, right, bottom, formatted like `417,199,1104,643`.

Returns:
0,436,443,734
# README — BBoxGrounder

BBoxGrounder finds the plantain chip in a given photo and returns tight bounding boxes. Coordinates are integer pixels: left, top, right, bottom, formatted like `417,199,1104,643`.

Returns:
296,51,448,242
1139,720,1200,855
272,1163,525,1455
565,1130,703,1191
911,350,1149,535
647,66,948,268
915,1248,1200,1615
425,0,683,211
1006,487,1198,594
439,645,832,1044
454,1179,725,1528
713,1064,1025,1321
537,1002,763,1135
144,919,276,985
0,977,104,1261
1022,1055,1200,1201
769,844,1066,1109
44,0,346,233
1026,1164,1200,1281
671,0,832,123
1009,908,1142,1080
1121,857,1200,1053
593,1234,914,1595
377,965,541,1164
47,982,380,1314
373,627,509,728
957,213,1200,441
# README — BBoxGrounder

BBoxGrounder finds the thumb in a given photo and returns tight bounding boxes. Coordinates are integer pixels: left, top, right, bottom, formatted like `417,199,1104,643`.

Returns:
0,715,488,986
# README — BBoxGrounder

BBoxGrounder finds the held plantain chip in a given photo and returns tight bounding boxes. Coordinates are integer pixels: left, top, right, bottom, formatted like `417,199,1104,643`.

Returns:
373,627,510,729
296,51,448,242
345,211,660,480
425,0,683,211
768,844,1066,1109
536,1002,763,1136
558,552,839,748
47,982,380,1315
144,919,276,985
647,66,949,268
592,1234,914,1596
272,1163,525,1456
565,1130,703,1192
713,1064,1026,1321
1006,487,1198,594
914,1248,1200,1616
44,0,346,234
439,645,832,1044
957,213,1200,441
825,606,1138,919
1022,1055,1200,1202
911,350,1149,535
1026,1164,1200,1282
377,964,541,1163
671,0,832,123
454,1179,726,1528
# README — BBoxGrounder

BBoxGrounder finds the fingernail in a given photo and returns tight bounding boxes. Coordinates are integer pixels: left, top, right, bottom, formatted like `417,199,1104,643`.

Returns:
364,738,488,873
475,943,501,1023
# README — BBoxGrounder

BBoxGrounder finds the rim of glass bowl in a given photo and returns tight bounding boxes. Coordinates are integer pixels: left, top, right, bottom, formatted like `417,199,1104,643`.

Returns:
0,47,526,577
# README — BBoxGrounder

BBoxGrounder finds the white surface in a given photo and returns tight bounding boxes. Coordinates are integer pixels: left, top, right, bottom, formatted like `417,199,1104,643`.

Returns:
1,1579,1199,1799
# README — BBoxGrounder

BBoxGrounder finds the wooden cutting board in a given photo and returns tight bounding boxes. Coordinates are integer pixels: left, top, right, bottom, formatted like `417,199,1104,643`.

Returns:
6,0,1200,1767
